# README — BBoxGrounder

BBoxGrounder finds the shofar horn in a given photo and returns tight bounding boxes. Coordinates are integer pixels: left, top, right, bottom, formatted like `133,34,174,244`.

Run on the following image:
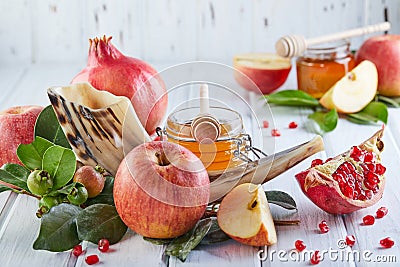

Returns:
209,135,324,202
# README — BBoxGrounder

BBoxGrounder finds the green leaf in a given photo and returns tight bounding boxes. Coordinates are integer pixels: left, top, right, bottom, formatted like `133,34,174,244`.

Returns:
76,204,127,245
165,218,213,262
377,95,400,108
47,183,77,197
308,109,338,133
16,137,54,170
200,218,230,245
266,190,297,210
85,176,115,206
0,164,30,191
347,102,388,125
143,237,173,245
34,105,71,149
42,145,76,189
264,90,320,107
33,203,81,252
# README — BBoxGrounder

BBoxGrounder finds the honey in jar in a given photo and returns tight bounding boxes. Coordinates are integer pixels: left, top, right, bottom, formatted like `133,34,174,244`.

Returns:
296,40,356,98
165,106,248,174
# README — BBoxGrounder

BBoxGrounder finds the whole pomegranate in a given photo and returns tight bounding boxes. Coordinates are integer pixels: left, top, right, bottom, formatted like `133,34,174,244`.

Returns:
295,128,386,214
71,36,168,135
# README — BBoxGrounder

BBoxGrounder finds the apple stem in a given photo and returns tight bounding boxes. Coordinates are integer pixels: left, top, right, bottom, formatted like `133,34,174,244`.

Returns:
273,220,301,226
155,151,169,166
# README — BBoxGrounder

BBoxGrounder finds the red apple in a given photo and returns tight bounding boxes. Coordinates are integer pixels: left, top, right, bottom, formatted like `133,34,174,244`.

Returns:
114,141,210,239
355,34,400,96
0,106,43,167
217,183,277,246
233,53,291,94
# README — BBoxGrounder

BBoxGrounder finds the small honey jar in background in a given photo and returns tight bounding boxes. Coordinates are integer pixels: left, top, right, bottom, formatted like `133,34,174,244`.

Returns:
165,106,248,174
296,40,356,98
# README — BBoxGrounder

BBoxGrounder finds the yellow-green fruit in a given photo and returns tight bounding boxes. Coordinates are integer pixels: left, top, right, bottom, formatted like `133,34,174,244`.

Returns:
73,166,105,198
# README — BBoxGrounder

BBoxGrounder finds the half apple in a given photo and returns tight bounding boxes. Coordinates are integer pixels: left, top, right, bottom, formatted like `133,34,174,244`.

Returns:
233,53,291,94
319,60,378,113
217,183,277,246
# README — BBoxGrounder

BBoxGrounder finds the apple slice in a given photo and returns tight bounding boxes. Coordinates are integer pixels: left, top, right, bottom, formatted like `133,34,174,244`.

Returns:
233,53,291,94
319,60,378,113
217,183,277,246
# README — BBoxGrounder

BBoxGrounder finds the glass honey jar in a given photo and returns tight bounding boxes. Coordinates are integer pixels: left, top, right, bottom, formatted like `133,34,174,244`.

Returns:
164,106,249,174
296,40,356,98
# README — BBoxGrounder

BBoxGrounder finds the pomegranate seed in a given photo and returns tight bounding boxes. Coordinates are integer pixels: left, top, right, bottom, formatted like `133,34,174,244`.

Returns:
350,146,364,161
72,244,83,256
376,207,388,218
85,255,99,265
346,235,356,247
271,129,281,137
262,120,269,128
294,240,306,252
325,157,333,163
318,220,329,233
98,238,110,252
311,159,323,167
288,121,298,129
363,215,375,225
380,237,395,248
343,185,354,198
363,152,375,163
375,163,386,175
310,250,321,265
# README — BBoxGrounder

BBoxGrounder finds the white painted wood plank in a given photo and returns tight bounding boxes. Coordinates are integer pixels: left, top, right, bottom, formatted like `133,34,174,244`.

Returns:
196,0,253,64
308,0,366,50
171,240,260,267
30,0,85,63
0,195,73,267
0,0,31,64
2,63,82,107
75,231,167,267
84,0,143,59
252,0,311,53
0,66,29,108
142,0,197,62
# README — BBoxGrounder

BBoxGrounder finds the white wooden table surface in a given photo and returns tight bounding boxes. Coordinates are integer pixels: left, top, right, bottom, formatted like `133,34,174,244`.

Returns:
0,62,399,267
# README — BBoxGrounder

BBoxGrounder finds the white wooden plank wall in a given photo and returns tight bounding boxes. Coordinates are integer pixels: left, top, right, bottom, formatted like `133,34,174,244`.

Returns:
1,0,399,65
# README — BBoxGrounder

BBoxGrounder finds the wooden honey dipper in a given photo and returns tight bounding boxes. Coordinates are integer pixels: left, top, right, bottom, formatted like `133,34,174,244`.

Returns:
191,84,221,144
275,22,391,58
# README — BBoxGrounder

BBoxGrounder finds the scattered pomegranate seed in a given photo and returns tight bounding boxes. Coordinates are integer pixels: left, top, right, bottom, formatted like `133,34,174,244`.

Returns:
363,215,375,225
98,238,110,252
311,159,324,167
72,244,83,256
318,220,329,233
288,121,298,129
310,250,321,265
346,235,356,247
85,255,99,265
294,240,306,252
380,237,395,248
376,207,388,218
325,157,333,163
262,120,269,128
271,129,281,137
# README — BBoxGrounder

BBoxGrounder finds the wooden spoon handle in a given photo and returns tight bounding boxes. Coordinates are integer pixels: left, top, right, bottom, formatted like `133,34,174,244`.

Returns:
276,22,391,57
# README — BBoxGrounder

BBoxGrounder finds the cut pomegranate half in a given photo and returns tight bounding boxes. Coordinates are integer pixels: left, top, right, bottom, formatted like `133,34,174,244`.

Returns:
295,128,385,214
